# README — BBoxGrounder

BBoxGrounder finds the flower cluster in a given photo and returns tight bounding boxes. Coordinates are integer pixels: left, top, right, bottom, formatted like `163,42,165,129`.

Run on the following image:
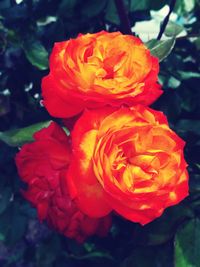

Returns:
16,31,189,242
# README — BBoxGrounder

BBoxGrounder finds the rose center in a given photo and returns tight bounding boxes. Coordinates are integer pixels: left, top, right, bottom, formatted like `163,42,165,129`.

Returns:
112,148,159,191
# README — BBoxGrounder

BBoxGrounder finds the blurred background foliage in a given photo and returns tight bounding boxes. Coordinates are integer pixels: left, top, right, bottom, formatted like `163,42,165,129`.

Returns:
0,0,200,266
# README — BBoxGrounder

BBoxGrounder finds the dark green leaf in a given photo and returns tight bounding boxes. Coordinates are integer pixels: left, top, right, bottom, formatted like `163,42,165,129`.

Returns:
23,39,49,70
146,38,176,61
68,251,114,261
194,38,200,50
0,0,10,9
175,219,200,267
121,242,173,267
1,5,28,19
0,202,27,246
0,95,10,116
153,91,182,122
130,0,168,11
190,174,200,195
130,0,150,11
0,187,12,215
168,76,181,88
81,0,107,18
177,71,200,80
0,232,5,241
7,29,21,46
165,21,185,37
175,0,195,15
0,121,51,146
105,0,120,25
133,205,193,246
36,235,61,266
58,0,77,18
176,120,200,135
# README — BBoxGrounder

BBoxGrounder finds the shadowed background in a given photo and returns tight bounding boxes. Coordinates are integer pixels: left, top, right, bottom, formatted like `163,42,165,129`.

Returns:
0,0,200,266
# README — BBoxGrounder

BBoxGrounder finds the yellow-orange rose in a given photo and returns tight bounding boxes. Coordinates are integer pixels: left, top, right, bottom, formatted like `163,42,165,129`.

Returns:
67,106,189,225
42,31,162,118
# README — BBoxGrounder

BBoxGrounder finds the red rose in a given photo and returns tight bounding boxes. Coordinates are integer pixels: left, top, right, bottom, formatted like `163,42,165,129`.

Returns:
15,122,111,242
42,31,162,118
67,106,189,225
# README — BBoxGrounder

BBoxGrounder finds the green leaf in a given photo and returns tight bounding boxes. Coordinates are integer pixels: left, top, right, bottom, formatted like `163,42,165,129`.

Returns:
146,38,176,61
133,205,193,246
23,39,49,70
177,71,200,80
183,0,195,12
130,0,150,11
194,38,200,50
175,0,196,15
165,21,185,37
0,232,5,241
168,76,181,88
175,219,200,267
7,29,21,46
0,121,51,147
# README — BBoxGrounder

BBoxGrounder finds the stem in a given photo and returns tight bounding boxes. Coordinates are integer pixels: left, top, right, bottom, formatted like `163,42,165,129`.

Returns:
157,0,177,40
114,0,132,35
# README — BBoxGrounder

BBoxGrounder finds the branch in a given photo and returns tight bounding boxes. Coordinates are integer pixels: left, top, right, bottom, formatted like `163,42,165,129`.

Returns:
114,0,132,35
157,0,177,40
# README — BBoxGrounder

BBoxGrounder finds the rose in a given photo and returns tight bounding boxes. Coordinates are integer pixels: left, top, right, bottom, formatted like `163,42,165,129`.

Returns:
15,122,111,242
42,31,162,118
67,106,189,225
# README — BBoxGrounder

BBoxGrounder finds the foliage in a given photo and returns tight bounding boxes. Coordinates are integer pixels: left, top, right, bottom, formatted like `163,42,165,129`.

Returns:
0,0,200,266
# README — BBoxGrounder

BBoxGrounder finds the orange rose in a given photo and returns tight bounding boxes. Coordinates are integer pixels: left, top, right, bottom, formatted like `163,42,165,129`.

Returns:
42,31,162,118
67,106,189,225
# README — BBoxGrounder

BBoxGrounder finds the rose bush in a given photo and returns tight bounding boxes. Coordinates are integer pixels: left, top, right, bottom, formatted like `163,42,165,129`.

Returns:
67,106,189,225
42,31,162,118
15,122,112,242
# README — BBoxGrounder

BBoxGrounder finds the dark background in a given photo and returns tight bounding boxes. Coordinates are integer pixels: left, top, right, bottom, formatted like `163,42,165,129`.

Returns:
0,0,200,266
